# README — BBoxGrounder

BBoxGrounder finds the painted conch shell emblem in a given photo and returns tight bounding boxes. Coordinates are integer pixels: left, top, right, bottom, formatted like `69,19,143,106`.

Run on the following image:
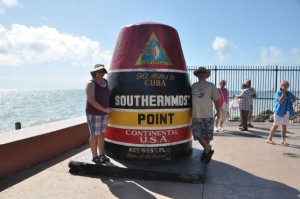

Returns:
135,33,172,66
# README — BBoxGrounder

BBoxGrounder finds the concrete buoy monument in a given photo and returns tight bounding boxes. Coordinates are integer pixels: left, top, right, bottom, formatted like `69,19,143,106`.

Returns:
105,22,192,161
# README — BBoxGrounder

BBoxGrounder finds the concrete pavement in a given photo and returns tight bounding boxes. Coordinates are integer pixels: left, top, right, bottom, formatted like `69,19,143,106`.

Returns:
204,122,300,199
1,122,299,199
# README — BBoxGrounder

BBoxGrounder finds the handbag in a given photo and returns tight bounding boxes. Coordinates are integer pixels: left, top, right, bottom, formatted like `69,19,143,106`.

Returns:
230,97,239,110
219,89,229,111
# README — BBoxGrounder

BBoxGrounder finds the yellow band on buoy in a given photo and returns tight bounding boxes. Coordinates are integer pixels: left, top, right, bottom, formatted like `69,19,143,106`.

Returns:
108,109,191,127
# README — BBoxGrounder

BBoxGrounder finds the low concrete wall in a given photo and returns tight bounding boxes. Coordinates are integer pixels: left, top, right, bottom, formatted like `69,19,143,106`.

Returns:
0,117,89,179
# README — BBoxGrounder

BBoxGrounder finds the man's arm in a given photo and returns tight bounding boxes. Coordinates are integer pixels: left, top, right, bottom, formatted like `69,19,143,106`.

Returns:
214,99,220,120
234,94,242,99
234,91,244,99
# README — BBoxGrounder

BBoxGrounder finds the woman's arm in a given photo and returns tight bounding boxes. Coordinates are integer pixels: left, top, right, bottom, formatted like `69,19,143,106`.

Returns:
278,91,287,104
225,89,229,103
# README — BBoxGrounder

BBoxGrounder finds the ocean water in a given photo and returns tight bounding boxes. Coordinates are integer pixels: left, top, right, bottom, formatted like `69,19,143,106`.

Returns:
0,89,86,133
1,89,298,134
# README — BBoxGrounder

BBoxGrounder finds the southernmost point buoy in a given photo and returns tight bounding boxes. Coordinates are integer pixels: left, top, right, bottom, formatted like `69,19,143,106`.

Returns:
105,22,192,161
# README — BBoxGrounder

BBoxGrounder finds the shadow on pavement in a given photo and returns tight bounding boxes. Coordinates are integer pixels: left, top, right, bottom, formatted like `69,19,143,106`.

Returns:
204,160,300,199
99,175,203,199
100,178,157,199
0,144,89,191
81,157,300,199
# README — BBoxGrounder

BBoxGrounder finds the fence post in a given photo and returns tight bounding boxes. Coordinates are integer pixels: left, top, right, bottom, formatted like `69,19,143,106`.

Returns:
214,65,217,85
275,65,278,91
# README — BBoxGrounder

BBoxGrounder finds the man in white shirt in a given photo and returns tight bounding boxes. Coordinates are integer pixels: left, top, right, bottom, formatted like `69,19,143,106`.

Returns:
191,67,220,164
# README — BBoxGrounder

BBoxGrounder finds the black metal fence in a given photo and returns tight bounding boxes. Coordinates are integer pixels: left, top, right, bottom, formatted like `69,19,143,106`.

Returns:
187,65,300,121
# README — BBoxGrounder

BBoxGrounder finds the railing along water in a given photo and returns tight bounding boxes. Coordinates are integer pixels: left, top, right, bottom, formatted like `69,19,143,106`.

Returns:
188,65,300,122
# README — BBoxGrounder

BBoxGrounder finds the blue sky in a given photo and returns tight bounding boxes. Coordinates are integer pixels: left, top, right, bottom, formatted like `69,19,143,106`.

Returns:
1,0,300,89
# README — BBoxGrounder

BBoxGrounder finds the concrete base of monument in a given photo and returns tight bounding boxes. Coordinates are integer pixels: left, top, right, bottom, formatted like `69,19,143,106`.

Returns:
68,140,206,184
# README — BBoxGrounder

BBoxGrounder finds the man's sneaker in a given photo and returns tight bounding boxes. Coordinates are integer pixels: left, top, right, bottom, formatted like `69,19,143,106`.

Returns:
219,127,224,131
205,149,215,164
92,156,104,164
99,154,110,162
214,127,219,132
248,123,254,128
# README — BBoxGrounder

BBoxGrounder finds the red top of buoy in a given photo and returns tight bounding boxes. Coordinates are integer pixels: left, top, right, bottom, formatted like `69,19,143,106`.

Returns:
109,22,187,71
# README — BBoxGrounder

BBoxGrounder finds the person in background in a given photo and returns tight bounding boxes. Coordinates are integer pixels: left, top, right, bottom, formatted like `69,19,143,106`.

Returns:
234,83,251,131
245,79,256,127
215,80,229,132
266,80,297,145
191,67,220,164
85,64,112,164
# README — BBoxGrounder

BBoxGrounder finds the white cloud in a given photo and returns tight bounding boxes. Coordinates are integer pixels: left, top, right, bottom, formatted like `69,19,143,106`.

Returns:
0,24,111,66
260,46,284,65
0,7,4,14
0,75,88,89
1,0,18,7
0,0,18,13
0,75,87,83
291,48,300,64
212,36,231,62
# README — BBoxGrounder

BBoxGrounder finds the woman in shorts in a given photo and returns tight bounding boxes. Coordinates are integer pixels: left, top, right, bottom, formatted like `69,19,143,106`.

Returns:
86,64,112,164
266,80,297,145
215,80,229,131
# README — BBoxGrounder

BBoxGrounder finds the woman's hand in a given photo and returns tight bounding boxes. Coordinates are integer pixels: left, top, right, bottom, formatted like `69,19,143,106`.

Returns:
105,108,112,114
281,88,287,96
279,88,288,103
